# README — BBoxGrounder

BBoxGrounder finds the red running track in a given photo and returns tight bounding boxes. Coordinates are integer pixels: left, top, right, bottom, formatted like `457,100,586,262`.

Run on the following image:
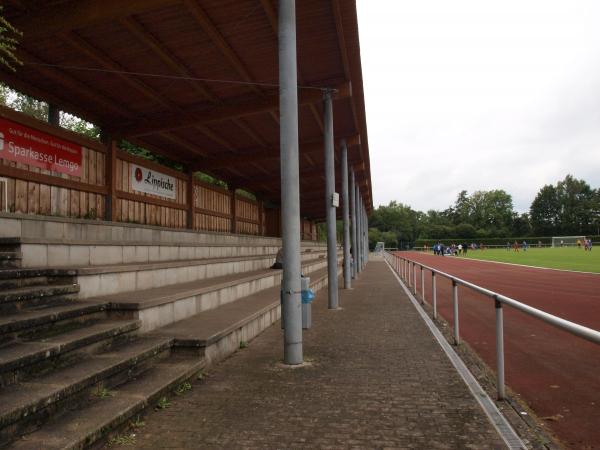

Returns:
392,252,600,450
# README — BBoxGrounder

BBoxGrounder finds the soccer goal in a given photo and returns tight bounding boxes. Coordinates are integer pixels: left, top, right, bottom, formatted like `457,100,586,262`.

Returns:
551,236,586,248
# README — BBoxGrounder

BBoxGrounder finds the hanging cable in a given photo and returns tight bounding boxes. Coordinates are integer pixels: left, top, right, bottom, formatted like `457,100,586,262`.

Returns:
22,61,331,92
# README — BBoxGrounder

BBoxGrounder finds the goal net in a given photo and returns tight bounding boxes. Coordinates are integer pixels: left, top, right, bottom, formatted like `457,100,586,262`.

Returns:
551,236,586,248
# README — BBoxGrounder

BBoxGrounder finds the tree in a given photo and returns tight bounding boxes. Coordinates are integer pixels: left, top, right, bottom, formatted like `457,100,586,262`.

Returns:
369,201,421,244
469,190,514,230
450,190,471,225
511,213,532,236
555,175,595,234
530,184,560,235
454,223,477,238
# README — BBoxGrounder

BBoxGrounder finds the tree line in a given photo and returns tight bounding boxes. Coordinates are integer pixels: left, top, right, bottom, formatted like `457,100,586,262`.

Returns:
369,175,600,249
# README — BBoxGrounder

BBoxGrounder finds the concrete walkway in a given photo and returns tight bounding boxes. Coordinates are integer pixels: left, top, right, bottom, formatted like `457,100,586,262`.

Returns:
128,258,507,449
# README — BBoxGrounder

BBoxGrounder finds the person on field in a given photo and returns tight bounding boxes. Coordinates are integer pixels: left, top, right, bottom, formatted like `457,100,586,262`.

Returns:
463,243,468,255
513,240,519,252
577,238,582,248
522,240,528,252
458,243,463,255
506,241,510,251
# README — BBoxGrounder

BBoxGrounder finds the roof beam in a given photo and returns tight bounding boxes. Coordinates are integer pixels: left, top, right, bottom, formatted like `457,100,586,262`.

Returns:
0,69,105,126
113,82,351,138
19,49,131,119
119,17,217,103
62,32,214,158
118,17,238,152
184,0,261,95
229,157,360,192
200,141,323,170
200,135,358,170
183,2,280,143
13,0,181,42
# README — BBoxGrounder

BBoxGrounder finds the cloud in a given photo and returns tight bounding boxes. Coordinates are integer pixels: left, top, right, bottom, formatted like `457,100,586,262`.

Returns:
358,0,600,213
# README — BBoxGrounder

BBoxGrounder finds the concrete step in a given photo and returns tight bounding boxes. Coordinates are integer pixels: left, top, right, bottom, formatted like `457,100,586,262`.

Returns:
0,320,141,388
76,250,329,299
0,253,21,269
158,265,337,365
0,301,108,343
0,268,77,290
0,335,173,447
0,284,80,314
0,214,319,248
2,235,327,268
102,256,337,332
7,355,205,450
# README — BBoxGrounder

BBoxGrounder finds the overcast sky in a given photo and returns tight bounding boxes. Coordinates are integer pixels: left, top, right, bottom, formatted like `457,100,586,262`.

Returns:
356,0,600,213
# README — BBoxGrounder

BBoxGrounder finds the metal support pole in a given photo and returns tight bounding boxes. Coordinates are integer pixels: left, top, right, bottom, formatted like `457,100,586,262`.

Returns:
48,104,60,126
355,184,362,273
323,90,338,309
432,272,437,320
279,0,302,365
421,266,425,304
350,169,357,278
495,297,506,400
452,280,460,345
364,206,368,265
412,262,417,294
359,202,363,269
407,261,411,288
341,140,351,289
364,207,368,264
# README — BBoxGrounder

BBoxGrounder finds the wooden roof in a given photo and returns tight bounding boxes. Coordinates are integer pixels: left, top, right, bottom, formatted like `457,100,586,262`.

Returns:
2,0,372,219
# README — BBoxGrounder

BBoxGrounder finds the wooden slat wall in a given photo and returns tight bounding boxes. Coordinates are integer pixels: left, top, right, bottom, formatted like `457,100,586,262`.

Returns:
235,196,259,235
114,156,187,228
265,207,281,238
193,182,231,233
0,146,106,219
301,219,317,241
0,109,320,239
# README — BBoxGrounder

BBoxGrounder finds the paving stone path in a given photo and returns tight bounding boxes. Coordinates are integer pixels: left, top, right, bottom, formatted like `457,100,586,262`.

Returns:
130,258,506,449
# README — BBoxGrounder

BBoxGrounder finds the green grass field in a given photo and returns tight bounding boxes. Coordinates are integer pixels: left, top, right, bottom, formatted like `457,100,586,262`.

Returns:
460,247,600,273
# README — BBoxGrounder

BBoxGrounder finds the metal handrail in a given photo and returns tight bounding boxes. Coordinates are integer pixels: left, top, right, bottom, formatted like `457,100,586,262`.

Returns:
383,251,600,400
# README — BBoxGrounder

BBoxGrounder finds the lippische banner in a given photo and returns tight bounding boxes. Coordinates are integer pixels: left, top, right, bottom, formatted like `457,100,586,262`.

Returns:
0,117,82,176
130,164,177,200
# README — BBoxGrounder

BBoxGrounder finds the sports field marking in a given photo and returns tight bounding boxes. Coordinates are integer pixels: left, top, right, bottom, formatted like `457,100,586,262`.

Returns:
455,256,600,275
441,247,599,273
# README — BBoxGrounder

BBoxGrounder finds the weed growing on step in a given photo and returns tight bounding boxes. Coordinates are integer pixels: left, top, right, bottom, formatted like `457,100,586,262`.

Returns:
108,433,136,446
129,415,145,429
156,396,171,410
94,387,114,399
239,340,248,349
175,382,192,396
197,371,205,381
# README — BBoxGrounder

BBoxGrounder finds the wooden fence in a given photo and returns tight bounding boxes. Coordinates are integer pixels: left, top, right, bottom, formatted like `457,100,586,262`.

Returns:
0,107,318,239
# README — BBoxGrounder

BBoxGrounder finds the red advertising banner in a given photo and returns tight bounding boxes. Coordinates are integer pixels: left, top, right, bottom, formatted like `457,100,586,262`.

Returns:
0,117,82,176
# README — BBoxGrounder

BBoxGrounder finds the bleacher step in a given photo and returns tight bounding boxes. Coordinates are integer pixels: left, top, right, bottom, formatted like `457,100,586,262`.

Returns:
0,268,76,290
159,266,331,351
0,284,80,313
0,335,173,440
0,301,108,338
7,356,205,450
0,320,141,379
